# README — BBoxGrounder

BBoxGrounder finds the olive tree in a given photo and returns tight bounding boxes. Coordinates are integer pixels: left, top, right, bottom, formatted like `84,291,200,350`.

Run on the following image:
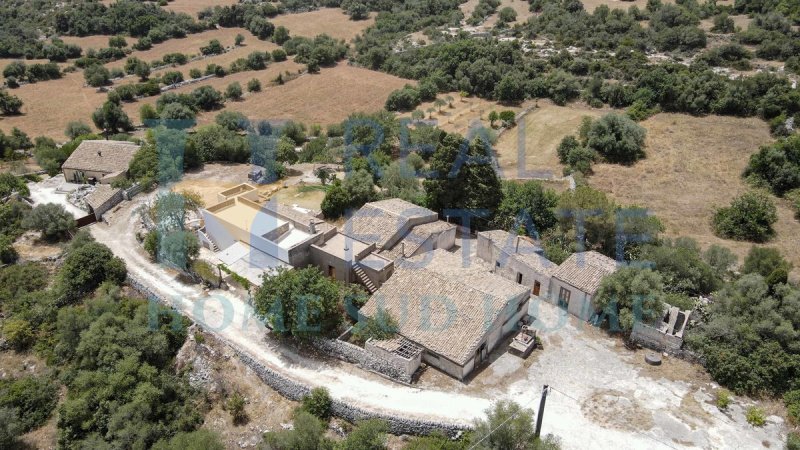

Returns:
587,113,647,165
22,203,76,241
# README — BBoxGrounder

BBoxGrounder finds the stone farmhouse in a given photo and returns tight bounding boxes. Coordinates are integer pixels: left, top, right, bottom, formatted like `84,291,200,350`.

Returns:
61,140,140,185
198,191,623,380
477,230,619,320
311,199,456,293
359,249,530,380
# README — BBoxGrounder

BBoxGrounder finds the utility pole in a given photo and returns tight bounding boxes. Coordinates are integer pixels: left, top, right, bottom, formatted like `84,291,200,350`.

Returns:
535,385,549,438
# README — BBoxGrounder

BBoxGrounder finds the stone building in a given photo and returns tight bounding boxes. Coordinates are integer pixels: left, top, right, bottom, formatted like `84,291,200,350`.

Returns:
359,249,530,380
61,140,140,185
549,251,619,320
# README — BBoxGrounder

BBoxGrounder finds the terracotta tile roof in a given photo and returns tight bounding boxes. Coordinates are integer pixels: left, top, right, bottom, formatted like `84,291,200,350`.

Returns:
379,220,456,260
341,199,437,249
478,230,556,276
360,249,529,365
62,140,140,174
552,251,618,295
86,184,122,211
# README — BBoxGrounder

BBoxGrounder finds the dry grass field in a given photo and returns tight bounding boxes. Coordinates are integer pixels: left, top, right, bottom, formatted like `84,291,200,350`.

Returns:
0,58,52,73
0,57,303,139
484,0,536,26
580,0,674,11
107,27,258,68
195,63,410,127
0,70,106,138
271,8,375,42
163,0,238,17
493,100,613,177
113,39,281,79
589,113,800,277
126,57,304,120
60,34,136,51
399,92,538,136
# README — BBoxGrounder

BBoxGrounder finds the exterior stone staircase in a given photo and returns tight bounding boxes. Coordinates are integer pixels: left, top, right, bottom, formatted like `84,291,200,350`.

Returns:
199,229,220,252
353,264,377,294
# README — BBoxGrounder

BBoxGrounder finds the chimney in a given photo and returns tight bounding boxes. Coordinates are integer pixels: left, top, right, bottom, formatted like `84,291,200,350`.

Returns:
309,219,316,234
97,151,102,157
401,242,405,257
515,236,520,252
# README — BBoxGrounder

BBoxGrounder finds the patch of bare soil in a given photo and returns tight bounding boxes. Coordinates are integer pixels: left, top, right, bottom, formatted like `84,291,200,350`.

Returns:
0,351,49,380
582,388,656,432
271,8,375,42
177,326,299,448
623,347,712,386
19,407,58,450
13,231,63,262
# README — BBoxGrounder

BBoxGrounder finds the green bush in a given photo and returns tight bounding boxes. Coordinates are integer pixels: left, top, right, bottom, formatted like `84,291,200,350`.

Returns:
784,389,800,424
788,432,800,450
787,189,800,221
226,391,247,425
191,260,221,288
352,309,399,343
745,406,766,427
712,191,778,242
2,318,34,350
301,387,332,422
22,203,76,241
0,376,58,432
715,389,731,410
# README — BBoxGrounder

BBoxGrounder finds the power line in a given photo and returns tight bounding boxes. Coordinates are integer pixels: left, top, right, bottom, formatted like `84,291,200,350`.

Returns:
466,388,544,450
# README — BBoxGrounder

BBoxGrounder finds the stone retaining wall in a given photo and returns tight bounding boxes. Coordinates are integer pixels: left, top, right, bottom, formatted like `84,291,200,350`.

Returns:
126,274,470,437
311,337,414,384
235,350,469,437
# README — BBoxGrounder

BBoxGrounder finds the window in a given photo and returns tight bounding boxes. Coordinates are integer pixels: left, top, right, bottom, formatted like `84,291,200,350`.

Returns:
558,287,571,309
516,272,523,284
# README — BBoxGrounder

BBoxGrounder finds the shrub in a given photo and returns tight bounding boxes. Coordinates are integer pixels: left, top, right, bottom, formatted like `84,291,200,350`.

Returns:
745,406,766,427
0,235,18,264
785,389,800,424
200,39,224,56
22,203,76,241
3,318,35,350
192,86,224,110
715,389,731,410
301,387,332,421
161,70,183,85
226,391,247,425
712,191,778,242
189,68,202,79
385,85,421,111
272,48,287,62
789,432,800,450
0,376,58,432
84,64,111,87
587,113,646,165
786,188,800,221
247,78,261,92
352,309,399,343
225,82,243,100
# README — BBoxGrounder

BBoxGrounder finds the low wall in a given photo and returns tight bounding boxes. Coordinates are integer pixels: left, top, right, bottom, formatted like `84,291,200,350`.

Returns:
631,322,683,352
312,337,414,384
126,274,470,437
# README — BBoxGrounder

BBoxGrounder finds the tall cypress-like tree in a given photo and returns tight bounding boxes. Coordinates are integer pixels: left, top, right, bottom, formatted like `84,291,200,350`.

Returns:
423,133,502,229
